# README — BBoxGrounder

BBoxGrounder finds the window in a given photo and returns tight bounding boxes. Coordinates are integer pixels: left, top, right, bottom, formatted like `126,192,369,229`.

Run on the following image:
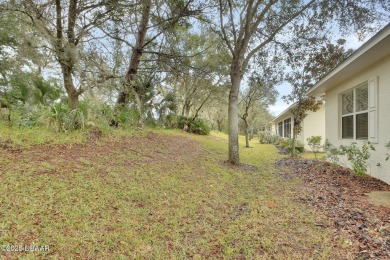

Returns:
277,118,292,138
283,118,291,138
278,122,283,137
341,82,369,140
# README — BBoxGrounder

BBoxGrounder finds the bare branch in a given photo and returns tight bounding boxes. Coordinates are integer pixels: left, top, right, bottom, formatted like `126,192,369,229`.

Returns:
218,0,234,55
244,0,316,69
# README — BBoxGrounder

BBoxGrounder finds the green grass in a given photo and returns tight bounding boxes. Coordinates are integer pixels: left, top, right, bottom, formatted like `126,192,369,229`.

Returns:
0,123,85,148
300,152,327,160
0,128,339,259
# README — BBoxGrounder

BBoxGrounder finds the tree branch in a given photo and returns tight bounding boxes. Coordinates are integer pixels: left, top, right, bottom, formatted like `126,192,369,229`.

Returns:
244,0,316,69
218,0,234,55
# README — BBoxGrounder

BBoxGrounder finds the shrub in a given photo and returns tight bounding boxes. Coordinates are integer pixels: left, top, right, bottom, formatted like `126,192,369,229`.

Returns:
271,135,281,144
258,131,281,144
306,136,322,159
324,139,340,164
285,139,304,154
40,103,70,132
325,140,375,175
278,138,304,154
258,131,266,143
39,103,86,132
177,116,210,135
339,141,375,175
13,107,41,128
165,113,177,129
279,138,289,148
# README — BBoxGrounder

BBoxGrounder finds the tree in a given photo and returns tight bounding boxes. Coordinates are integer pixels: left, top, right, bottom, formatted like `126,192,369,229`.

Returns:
4,0,122,109
239,76,276,148
163,29,230,122
286,95,322,156
0,7,61,123
246,105,274,139
214,0,389,164
112,0,203,126
283,40,353,156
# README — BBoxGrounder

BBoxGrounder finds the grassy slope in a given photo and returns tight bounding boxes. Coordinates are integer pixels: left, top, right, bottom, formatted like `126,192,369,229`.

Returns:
0,128,338,259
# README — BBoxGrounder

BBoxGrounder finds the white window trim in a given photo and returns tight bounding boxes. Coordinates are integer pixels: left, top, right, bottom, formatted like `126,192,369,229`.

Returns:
339,77,378,143
277,118,292,138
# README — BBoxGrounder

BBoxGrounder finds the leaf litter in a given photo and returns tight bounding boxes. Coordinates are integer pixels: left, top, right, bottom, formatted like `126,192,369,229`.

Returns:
275,157,390,259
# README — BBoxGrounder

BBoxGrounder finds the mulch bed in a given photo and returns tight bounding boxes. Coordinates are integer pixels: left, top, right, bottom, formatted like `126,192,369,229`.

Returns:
275,158,390,259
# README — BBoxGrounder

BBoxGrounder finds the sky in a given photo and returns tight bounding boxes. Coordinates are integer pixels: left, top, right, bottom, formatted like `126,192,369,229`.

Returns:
268,31,375,117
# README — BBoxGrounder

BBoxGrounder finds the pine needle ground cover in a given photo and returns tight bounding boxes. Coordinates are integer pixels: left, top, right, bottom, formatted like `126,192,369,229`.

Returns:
0,129,339,259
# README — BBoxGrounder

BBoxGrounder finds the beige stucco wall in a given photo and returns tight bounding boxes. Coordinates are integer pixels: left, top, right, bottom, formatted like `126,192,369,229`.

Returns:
270,123,276,136
325,55,390,184
272,106,326,149
301,103,326,150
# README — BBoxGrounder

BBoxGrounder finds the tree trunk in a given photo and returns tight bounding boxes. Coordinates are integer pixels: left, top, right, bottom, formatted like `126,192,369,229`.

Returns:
228,73,241,164
245,133,249,148
291,124,298,157
192,90,212,121
217,119,223,132
243,117,249,148
116,0,151,109
245,124,250,148
181,100,191,117
62,65,79,109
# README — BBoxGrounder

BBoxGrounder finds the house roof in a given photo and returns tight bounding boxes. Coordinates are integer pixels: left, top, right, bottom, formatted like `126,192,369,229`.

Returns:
307,23,390,95
271,102,296,123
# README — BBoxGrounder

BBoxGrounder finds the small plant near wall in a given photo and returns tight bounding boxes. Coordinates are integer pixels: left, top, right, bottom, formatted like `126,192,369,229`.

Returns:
385,141,390,161
324,140,375,175
338,141,375,175
258,131,281,144
324,140,340,164
306,136,322,159
279,138,304,154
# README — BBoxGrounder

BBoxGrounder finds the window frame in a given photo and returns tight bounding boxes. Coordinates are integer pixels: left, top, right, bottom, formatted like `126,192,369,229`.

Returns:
340,82,369,140
277,118,292,138
283,118,291,138
277,121,283,137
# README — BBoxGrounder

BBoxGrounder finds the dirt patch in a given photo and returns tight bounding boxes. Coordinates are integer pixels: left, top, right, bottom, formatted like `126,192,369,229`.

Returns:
275,158,390,259
219,160,258,171
367,191,390,207
84,127,103,145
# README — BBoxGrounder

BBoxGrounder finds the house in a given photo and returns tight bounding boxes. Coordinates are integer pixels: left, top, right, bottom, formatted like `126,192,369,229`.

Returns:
307,23,390,185
270,101,326,150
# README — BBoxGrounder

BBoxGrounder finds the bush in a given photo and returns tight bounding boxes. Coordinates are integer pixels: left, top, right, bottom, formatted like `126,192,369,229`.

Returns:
325,140,375,175
40,103,85,132
339,141,375,175
258,131,266,143
306,136,322,159
280,138,304,154
279,139,290,148
13,106,41,128
258,131,280,144
165,113,177,129
324,139,340,164
271,135,281,144
177,116,210,135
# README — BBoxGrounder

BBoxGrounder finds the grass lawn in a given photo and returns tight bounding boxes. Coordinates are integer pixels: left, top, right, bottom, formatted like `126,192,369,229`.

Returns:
0,128,338,259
